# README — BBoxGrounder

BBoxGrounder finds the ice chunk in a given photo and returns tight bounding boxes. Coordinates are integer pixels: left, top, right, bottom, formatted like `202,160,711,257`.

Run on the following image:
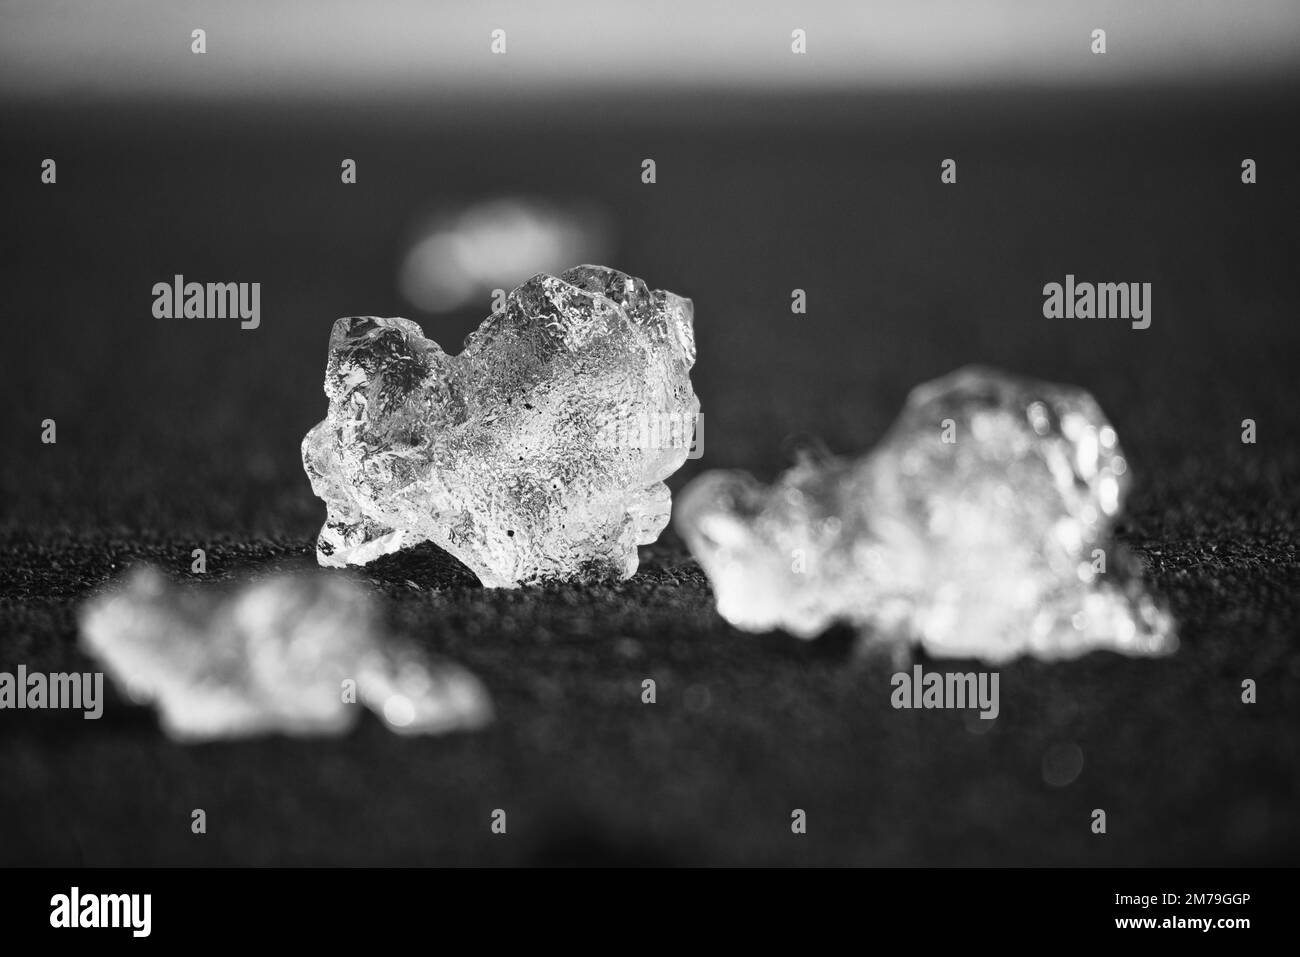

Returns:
78,566,492,741
303,265,699,587
674,366,1177,663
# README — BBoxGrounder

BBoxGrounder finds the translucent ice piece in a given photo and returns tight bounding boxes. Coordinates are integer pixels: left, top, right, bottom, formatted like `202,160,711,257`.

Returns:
303,265,699,587
78,567,492,741
675,366,1177,663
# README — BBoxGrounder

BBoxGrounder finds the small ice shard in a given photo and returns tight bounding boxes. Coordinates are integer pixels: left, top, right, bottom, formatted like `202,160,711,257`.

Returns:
78,566,492,742
302,265,699,587
675,366,1177,663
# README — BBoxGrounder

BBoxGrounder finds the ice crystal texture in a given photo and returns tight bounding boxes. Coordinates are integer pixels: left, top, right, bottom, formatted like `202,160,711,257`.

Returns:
79,567,492,741
675,366,1177,662
303,265,699,587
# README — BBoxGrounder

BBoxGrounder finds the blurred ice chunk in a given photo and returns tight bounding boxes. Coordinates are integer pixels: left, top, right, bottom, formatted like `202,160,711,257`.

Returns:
399,198,612,313
78,566,492,742
675,366,1178,663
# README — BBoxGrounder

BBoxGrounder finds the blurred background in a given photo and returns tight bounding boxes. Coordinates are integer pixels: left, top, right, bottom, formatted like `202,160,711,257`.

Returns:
0,1,1297,866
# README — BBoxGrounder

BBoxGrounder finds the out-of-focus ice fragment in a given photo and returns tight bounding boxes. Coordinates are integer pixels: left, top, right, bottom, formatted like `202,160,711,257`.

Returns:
399,198,611,313
675,366,1177,663
78,566,492,741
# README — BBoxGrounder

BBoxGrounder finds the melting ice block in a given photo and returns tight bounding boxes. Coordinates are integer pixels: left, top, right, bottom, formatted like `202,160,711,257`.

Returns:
675,366,1177,663
79,567,492,741
303,265,699,587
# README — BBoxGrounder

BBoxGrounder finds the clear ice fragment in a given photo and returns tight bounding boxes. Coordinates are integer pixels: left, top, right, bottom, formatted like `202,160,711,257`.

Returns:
303,265,699,587
78,567,493,741
675,366,1177,663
